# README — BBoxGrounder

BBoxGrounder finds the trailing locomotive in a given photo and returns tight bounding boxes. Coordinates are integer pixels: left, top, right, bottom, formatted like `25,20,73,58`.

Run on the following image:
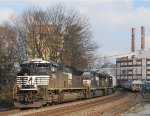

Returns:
13,59,116,108
82,71,116,96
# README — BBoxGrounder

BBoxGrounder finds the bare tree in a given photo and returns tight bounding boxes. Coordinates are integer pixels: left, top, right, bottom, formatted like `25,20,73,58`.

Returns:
0,22,19,93
12,4,98,68
46,4,98,68
0,22,18,67
12,7,62,61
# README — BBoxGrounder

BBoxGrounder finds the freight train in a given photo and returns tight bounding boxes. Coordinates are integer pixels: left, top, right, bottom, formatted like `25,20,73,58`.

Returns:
120,80,143,92
140,81,150,97
13,59,116,108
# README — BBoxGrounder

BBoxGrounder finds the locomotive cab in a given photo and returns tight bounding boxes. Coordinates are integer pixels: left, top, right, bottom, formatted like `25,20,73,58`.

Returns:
83,71,92,87
17,59,57,76
13,59,60,108
82,71,98,88
16,59,58,89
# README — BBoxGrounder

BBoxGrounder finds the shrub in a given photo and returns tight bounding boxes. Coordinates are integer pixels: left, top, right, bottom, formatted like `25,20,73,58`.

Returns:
0,93,14,107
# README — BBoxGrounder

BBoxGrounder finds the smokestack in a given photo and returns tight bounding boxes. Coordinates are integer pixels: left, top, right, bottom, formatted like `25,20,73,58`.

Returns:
131,28,136,52
141,26,145,50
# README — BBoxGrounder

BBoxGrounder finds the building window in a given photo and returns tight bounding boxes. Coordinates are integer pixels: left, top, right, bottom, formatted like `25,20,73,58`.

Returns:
122,70,127,75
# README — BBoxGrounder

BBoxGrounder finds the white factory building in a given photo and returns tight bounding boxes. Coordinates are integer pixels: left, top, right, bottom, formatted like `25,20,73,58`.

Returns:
116,26,150,82
116,50,150,81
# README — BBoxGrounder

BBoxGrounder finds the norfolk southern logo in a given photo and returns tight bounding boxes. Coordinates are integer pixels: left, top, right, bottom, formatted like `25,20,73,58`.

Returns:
26,77,33,85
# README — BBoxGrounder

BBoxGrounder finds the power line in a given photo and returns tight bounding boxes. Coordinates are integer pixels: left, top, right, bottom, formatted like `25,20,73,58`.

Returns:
96,52,136,60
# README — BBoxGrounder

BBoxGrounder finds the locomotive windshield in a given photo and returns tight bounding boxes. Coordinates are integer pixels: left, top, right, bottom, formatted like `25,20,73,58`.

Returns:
21,63,49,68
17,62,51,76
35,63,49,67
83,75,91,80
83,71,93,80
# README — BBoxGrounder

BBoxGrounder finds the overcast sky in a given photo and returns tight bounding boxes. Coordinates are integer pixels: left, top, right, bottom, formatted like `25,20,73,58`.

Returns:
1,0,150,57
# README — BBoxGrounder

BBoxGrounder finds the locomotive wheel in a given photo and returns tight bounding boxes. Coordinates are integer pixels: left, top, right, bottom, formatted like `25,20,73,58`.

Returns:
92,91,96,98
26,95,31,103
76,91,84,100
25,95,34,103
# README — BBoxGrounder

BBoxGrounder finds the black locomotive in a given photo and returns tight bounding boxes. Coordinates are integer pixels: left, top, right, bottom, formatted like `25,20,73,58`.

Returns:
13,59,116,108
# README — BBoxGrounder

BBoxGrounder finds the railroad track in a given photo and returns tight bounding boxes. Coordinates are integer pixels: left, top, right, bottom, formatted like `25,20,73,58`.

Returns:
1,91,141,116
0,109,20,116
91,93,142,116
25,92,128,116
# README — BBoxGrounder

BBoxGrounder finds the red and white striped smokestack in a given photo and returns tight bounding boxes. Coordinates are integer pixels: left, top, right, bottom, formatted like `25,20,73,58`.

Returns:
141,26,145,50
131,28,136,52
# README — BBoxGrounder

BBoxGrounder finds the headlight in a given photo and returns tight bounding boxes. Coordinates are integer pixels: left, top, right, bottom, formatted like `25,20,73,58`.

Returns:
34,85,37,88
18,85,22,88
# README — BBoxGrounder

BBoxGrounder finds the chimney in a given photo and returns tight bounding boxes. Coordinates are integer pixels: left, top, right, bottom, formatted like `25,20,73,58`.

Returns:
141,26,145,50
131,28,136,52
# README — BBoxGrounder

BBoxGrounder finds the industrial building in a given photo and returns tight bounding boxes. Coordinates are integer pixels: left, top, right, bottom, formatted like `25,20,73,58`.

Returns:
116,26,150,82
